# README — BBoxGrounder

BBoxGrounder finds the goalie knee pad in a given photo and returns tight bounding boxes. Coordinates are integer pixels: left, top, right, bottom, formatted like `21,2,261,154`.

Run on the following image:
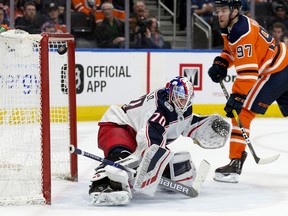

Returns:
165,151,197,187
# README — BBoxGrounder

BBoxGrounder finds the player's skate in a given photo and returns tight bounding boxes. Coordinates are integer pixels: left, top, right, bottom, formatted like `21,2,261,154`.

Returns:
214,151,247,183
89,163,132,206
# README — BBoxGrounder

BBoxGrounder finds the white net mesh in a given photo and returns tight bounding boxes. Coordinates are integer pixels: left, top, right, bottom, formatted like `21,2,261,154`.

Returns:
0,30,76,205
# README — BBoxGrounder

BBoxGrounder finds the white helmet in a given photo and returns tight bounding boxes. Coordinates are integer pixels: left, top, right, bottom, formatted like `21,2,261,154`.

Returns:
166,76,194,114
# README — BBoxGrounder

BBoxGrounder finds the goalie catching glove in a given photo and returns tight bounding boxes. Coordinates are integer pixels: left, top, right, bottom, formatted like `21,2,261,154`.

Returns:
182,114,231,149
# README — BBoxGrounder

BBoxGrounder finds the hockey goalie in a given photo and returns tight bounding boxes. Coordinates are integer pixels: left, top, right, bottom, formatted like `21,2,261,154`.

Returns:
88,76,230,205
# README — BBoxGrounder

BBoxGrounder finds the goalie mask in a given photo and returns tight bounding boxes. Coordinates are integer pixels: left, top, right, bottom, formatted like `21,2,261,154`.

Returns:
166,76,194,114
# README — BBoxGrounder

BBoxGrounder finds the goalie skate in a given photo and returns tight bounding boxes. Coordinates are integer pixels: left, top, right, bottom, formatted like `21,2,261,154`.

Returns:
90,190,131,206
89,167,132,206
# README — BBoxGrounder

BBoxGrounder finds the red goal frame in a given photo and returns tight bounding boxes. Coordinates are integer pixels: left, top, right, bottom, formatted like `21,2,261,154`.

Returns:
40,33,78,204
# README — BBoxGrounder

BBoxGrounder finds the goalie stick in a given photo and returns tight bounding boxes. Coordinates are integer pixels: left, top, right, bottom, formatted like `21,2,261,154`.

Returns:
69,145,210,198
219,80,280,164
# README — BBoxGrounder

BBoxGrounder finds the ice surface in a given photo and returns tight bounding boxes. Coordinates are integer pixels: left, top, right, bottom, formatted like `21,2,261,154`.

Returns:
2,118,288,216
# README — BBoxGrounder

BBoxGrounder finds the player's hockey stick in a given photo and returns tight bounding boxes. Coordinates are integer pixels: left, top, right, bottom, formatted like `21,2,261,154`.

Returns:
69,145,210,198
219,80,280,164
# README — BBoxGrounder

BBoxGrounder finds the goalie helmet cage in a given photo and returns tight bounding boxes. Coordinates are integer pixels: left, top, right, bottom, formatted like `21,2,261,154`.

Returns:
0,31,78,205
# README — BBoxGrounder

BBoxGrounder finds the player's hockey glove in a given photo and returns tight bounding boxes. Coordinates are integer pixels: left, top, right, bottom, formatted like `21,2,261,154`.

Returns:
224,94,246,118
208,56,229,83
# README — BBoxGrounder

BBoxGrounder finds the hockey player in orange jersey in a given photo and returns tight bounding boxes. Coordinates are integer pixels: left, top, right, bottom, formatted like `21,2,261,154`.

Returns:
208,0,288,183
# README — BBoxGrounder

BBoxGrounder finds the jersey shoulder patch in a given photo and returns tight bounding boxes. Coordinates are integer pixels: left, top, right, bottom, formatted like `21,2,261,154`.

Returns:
229,15,249,44
156,89,174,113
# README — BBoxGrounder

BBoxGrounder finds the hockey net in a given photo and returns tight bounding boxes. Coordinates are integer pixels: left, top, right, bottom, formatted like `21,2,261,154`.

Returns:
0,30,77,205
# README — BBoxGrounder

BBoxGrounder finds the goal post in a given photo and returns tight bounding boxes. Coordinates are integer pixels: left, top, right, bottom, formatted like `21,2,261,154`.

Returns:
0,30,78,205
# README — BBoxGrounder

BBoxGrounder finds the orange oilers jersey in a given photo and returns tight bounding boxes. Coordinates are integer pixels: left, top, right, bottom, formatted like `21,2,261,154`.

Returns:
220,15,288,95
72,0,101,16
72,0,125,22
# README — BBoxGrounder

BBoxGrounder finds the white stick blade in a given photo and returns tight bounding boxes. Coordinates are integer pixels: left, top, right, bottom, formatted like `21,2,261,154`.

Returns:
258,154,280,165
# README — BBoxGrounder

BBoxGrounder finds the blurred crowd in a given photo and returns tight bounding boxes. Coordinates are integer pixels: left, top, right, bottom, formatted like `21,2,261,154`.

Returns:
1,0,288,49
0,0,170,49
185,0,288,48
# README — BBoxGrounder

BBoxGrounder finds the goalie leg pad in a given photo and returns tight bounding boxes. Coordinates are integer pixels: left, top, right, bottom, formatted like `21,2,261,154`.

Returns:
133,144,174,196
167,151,197,187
